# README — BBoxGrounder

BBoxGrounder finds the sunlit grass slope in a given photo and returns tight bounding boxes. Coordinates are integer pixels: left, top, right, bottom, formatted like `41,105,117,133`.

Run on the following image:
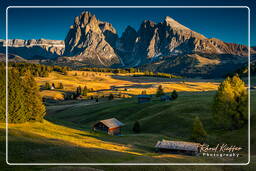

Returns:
35,71,220,99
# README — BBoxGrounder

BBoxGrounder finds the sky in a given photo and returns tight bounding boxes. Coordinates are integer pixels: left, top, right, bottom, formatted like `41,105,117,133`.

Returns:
1,0,256,46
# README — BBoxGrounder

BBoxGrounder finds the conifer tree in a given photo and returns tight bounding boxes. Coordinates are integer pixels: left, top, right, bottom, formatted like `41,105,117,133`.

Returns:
22,71,46,122
45,82,51,90
7,68,28,123
0,65,5,121
156,85,164,97
82,86,89,96
171,90,178,100
76,86,82,96
191,116,207,143
141,90,147,95
108,93,114,100
133,121,141,133
58,82,64,89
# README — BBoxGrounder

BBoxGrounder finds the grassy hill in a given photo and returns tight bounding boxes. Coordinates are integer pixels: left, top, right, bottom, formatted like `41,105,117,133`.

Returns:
1,73,255,170
1,90,255,170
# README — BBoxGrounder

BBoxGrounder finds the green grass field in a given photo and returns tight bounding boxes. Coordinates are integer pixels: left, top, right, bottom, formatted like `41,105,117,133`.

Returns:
1,75,255,170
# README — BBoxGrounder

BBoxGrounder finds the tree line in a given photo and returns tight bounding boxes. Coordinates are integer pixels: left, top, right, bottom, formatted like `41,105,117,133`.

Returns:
7,62,71,77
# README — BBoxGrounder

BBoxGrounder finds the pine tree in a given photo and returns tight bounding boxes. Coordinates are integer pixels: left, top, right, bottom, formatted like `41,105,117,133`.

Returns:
82,86,89,96
108,93,114,100
22,71,46,122
45,82,51,90
171,90,178,100
191,116,207,143
133,121,141,133
0,65,6,121
7,68,28,123
213,75,248,129
76,86,82,96
58,82,64,89
156,85,164,97
141,90,147,95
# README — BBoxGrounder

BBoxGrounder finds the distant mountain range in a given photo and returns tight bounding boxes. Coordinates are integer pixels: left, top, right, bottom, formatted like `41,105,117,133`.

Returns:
1,10,255,78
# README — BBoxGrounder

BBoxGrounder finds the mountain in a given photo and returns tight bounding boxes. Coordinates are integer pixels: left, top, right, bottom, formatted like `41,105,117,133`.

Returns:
0,39,64,60
62,11,120,67
2,11,255,78
116,16,252,67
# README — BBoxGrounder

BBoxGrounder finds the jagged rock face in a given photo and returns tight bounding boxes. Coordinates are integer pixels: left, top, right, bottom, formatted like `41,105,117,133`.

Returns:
119,16,254,66
63,11,120,67
0,39,64,59
116,26,138,65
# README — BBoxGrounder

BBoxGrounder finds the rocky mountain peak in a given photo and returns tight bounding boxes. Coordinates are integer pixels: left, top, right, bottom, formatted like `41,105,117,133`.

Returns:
63,11,120,66
164,16,190,31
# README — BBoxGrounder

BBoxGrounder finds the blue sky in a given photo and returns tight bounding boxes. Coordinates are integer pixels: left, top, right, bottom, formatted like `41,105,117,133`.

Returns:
1,0,255,46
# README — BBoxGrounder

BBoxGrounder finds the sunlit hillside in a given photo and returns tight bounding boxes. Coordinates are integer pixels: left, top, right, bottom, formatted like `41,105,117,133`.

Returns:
35,71,220,100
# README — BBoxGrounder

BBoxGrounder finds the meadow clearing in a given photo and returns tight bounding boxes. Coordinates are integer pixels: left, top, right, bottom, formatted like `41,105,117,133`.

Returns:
35,71,220,100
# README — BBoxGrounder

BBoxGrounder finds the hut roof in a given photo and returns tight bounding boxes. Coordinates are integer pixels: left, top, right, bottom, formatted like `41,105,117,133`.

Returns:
155,139,201,152
100,118,124,129
138,95,151,98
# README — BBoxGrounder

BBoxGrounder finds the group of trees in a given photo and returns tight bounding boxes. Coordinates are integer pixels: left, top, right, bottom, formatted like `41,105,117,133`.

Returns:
80,67,141,74
133,72,182,79
155,85,178,100
8,62,71,77
0,64,46,123
45,82,64,90
191,74,248,143
213,74,248,130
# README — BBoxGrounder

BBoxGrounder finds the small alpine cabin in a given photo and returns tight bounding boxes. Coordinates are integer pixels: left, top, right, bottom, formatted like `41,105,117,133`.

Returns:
160,95,172,101
155,139,201,155
93,118,124,135
138,95,151,104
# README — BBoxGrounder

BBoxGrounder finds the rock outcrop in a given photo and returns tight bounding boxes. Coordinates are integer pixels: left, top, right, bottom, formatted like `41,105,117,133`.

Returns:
0,39,64,59
63,11,120,67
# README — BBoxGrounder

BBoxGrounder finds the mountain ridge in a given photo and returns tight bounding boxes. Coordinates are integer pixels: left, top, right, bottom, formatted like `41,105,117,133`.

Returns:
1,10,255,78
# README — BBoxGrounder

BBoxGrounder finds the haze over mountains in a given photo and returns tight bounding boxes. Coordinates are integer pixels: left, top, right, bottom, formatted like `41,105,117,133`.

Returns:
1,10,255,77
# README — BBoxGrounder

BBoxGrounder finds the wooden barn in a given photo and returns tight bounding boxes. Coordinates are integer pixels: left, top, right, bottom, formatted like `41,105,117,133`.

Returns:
138,95,151,103
93,118,124,135
160,95,172,101
155,139,201,155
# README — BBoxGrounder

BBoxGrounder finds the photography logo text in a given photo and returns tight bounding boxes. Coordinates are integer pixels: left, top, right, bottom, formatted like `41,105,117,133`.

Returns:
200,144,242,158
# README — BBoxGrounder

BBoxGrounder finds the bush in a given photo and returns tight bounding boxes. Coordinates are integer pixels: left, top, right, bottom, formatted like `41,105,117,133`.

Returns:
133,121,141,133
191,116,207,143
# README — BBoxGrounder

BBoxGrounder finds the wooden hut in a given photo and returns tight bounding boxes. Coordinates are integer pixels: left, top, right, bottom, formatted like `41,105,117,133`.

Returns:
160,95,172,101
93,118,124,135
138,95,151,103
155,139,201,155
